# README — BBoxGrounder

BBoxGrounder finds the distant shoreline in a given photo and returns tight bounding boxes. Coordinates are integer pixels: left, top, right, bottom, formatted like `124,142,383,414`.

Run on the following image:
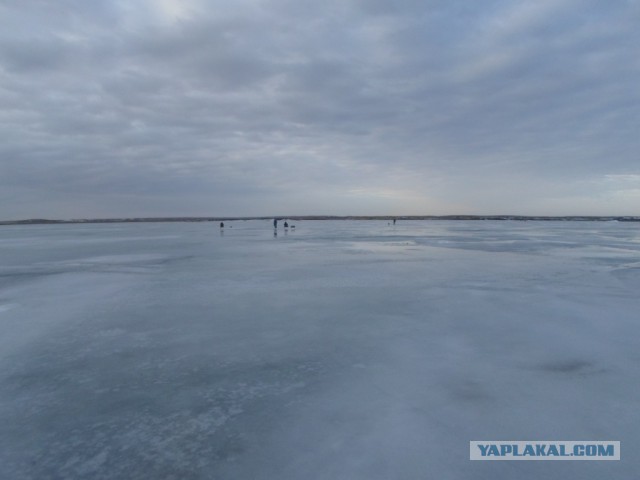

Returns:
1,215,639,226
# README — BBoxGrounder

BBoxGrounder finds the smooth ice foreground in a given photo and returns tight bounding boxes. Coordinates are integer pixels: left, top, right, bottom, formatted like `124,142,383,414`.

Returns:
1,220,638,479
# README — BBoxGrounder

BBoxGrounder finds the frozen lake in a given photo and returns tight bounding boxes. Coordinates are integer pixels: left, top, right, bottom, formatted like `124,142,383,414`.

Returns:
1,220,638,479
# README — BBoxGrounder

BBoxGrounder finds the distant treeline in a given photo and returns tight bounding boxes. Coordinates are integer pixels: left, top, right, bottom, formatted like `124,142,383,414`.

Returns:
1,215,639,226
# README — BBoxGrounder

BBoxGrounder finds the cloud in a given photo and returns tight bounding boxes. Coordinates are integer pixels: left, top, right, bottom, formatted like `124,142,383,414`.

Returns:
0,0,638,218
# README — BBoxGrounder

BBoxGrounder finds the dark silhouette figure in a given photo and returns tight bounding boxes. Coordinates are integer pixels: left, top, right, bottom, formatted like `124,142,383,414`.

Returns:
273,219,278,228
220,222,224,228
393,218,396,225
284,221,289,228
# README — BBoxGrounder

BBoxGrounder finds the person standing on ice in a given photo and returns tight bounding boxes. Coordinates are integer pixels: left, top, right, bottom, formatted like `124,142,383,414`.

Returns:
273,218,278,229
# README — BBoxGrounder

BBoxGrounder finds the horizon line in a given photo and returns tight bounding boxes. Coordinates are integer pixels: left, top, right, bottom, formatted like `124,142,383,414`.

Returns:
1,214,639,226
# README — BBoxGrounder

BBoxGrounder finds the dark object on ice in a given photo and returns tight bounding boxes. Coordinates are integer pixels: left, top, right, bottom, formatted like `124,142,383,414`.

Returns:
220,222,224,228
273,219,278,228
284,221,289,228
393,218,396,225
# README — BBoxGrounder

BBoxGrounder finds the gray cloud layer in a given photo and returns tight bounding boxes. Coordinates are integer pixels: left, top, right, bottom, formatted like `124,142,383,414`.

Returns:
1,0,638,218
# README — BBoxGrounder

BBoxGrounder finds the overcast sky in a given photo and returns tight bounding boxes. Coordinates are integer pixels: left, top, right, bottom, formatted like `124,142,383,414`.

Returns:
0,0,638,219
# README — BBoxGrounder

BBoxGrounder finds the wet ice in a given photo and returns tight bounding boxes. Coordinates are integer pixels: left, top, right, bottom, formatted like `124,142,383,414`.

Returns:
0,220,639,479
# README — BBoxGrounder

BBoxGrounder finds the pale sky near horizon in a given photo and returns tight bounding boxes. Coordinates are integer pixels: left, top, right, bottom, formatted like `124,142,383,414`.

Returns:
0,0,638,219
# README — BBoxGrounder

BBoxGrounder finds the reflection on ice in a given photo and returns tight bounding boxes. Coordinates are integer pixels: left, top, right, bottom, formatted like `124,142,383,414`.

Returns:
0,220,639,479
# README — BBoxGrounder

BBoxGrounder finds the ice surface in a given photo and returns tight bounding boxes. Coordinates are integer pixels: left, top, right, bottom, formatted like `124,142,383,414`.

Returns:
0,220,639,479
